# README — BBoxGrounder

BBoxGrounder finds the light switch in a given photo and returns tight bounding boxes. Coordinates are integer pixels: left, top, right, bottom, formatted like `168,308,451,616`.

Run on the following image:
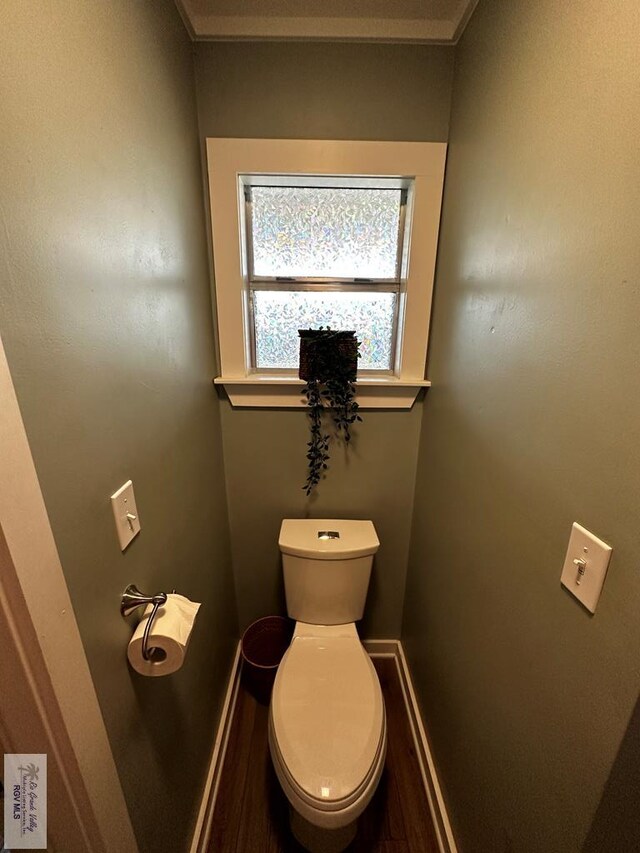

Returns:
110,480,141,551
560,522,612,613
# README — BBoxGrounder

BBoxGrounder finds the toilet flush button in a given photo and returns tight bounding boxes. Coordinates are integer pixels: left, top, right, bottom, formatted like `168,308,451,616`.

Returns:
560,523,612,613
110,480,141,551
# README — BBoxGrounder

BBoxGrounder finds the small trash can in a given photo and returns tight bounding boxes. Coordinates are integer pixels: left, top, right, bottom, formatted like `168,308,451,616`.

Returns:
241,616,294,704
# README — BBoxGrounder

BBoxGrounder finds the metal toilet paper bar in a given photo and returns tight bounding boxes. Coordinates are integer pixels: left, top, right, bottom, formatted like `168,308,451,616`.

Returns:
121,584,168,661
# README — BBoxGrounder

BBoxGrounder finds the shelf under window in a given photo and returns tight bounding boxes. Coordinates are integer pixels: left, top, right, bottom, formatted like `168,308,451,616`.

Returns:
213,375,431,409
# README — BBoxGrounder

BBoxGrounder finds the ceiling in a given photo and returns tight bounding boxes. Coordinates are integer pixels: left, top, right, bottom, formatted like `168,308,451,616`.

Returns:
177,0,479,43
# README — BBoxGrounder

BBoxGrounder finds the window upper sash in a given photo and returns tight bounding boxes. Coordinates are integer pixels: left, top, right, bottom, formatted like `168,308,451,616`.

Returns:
243,182,408,285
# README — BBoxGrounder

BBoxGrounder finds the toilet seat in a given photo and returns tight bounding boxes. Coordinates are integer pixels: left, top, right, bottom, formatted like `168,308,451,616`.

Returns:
270,625,385,813
269,709,386,815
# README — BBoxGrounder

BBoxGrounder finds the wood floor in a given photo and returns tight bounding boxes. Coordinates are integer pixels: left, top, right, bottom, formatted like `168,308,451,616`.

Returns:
206,657,440,853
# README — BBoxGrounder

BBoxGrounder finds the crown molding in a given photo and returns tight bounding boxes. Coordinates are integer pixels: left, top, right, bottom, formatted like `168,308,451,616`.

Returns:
178,1,478,44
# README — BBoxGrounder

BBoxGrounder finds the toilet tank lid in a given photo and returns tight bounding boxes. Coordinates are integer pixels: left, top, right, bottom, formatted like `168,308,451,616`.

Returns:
279,519,380,560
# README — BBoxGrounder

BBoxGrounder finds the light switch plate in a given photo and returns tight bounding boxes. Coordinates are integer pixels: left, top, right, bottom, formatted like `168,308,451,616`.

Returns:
110,480,141,551
561,522,612,613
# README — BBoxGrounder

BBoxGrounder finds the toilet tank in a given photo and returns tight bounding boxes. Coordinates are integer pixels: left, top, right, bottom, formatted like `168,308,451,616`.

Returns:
278,519,380,625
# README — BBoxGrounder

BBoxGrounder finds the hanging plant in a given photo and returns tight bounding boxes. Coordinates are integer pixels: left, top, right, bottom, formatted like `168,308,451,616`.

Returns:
299,328,363,495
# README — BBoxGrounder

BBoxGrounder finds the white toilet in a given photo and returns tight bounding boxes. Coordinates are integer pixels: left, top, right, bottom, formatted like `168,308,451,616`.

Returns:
269,519,386,853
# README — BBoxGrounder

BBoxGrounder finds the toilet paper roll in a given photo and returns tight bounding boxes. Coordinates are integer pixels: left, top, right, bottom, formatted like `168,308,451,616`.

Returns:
127,593,201,677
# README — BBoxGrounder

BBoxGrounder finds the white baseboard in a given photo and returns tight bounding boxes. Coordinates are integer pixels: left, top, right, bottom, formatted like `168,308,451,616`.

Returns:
190,641,242,853
190,638,456,853
394,641,458,853
362,638,399,656
364,638,457,853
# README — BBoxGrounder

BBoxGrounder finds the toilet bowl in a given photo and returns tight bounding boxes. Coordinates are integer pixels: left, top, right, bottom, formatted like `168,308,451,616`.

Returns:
269,520,385,852
270,623,386,828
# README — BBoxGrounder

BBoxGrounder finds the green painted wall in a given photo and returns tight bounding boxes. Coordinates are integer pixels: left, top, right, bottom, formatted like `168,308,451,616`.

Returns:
195,41,455,635
0,3,236,851
403,1,640,850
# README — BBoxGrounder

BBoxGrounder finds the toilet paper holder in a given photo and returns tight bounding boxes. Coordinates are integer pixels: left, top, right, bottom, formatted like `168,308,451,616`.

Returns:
121,584,169,661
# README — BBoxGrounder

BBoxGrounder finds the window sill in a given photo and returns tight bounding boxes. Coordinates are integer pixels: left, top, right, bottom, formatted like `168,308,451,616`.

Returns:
213,376,430,409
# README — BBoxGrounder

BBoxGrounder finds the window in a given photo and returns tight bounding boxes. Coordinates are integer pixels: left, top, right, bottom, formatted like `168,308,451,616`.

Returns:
206,139,447,408
243,180,409,373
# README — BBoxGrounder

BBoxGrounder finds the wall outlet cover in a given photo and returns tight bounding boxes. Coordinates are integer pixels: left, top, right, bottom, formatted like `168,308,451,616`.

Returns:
110,480,141,551
560,522,612,614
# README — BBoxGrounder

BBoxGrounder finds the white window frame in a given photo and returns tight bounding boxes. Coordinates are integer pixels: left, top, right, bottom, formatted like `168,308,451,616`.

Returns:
206,138,447,408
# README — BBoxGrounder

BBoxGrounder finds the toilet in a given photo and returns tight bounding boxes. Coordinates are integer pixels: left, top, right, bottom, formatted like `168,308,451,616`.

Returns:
268,519,386,853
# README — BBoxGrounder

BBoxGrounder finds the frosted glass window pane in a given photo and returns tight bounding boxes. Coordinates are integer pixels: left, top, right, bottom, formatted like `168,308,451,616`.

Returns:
253,290,396,370
250,186,402,279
